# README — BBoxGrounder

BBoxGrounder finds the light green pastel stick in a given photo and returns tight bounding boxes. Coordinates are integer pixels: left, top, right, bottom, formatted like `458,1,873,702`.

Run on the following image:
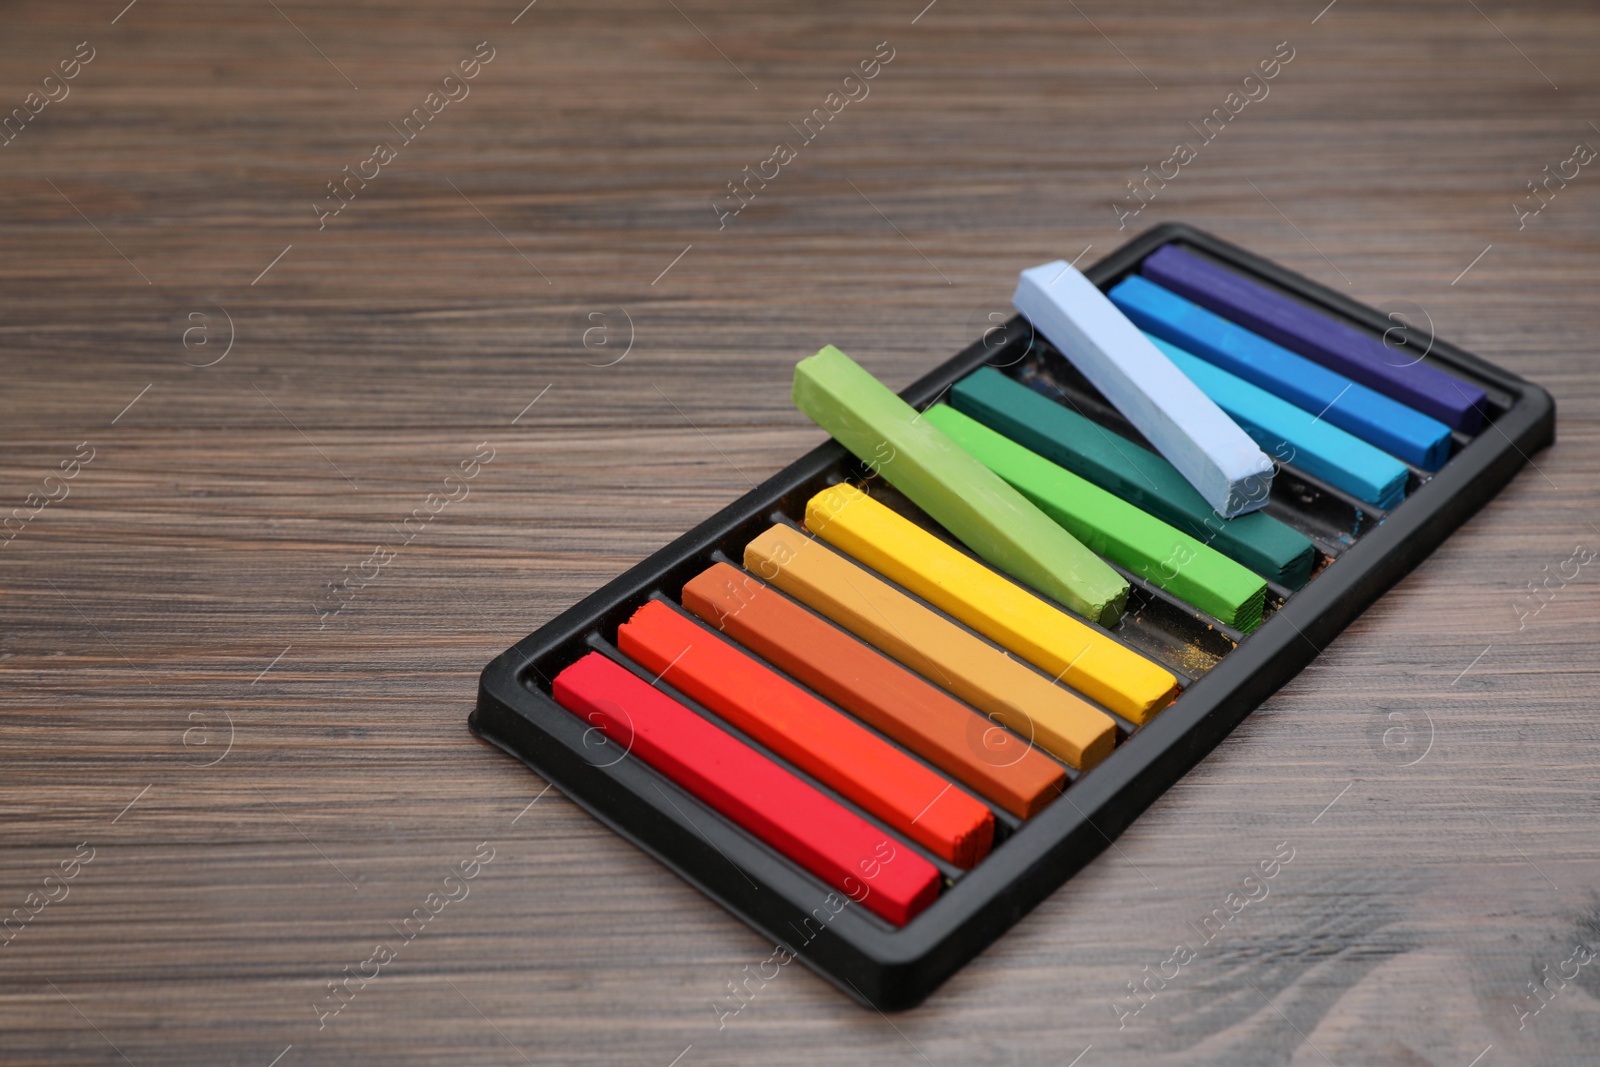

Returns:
792,345,1130,626
923,403,1268,632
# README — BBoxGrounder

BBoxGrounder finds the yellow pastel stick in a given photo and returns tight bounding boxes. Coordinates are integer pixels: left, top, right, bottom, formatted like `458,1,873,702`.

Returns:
805,484,1177,724
744,523,1116,770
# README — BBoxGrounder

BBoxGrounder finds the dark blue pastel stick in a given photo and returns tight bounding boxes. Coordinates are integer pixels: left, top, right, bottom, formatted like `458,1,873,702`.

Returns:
1140,245,1487,433
1108,275,1453,470
1151,337,1408,510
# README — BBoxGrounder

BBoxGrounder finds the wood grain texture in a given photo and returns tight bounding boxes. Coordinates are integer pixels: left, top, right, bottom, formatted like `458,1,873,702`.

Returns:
1,1,1598,1064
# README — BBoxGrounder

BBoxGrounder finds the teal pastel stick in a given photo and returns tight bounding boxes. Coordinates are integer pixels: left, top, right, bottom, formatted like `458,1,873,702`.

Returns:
1150,336,1408,510
948,367,1317,589
1108,275,1452,471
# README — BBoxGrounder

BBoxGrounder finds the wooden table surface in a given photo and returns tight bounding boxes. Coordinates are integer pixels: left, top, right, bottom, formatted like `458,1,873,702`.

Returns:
3,1,1598,1063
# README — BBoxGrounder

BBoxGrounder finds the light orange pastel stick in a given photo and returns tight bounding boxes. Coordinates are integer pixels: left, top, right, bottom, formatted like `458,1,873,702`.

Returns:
744,524,1117,771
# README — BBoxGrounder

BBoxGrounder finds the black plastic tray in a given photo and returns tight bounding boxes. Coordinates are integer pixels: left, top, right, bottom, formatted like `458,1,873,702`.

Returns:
471,222,1555,1010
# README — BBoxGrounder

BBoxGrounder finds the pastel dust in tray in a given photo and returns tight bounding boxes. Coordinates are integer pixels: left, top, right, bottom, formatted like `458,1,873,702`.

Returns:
551,653,941,926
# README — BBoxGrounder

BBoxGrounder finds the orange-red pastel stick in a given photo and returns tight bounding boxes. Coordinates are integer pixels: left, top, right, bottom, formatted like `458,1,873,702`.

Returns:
617,600,994,868
682,562,1066,818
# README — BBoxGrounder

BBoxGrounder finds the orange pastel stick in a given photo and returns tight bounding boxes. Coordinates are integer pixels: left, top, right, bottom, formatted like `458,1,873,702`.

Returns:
682,563,1066,818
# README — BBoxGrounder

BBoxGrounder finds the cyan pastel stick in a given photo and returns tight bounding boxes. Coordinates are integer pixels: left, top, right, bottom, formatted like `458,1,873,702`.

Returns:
1013,261,1275,518
1140,244,1487,433
1108,275,1453,471
1150,336,1408,510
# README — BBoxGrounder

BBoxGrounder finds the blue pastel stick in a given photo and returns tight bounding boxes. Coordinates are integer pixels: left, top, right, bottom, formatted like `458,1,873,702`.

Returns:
1150,336,1409,510
1109,275,1453,471
1141,244,1487,432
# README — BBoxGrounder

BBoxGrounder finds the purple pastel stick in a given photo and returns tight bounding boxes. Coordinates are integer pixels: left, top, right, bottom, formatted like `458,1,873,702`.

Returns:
1140,245,1487,433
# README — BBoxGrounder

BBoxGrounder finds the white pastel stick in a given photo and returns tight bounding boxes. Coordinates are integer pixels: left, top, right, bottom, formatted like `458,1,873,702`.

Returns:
1013,260,1275,518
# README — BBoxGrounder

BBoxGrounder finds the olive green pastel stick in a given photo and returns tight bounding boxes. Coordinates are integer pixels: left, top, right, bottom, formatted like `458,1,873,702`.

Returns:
950,367,1316,590
924,404,1268,632
792,345,1130,626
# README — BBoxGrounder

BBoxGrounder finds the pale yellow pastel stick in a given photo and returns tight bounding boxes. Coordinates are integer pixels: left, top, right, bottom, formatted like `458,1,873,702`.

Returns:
743,524,1116,769
805,484,1177,724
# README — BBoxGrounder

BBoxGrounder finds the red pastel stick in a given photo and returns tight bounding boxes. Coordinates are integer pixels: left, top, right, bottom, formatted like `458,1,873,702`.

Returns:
617,600,995,868
552,652,941,926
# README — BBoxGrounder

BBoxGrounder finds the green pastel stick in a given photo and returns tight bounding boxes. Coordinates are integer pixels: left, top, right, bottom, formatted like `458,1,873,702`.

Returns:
924,404,1268,632
792,345,1130,626
950,367,1316,590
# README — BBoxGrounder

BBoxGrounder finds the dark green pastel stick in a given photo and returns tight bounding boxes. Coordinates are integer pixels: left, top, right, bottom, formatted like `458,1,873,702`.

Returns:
950,367,1317,590
924,405,1267,632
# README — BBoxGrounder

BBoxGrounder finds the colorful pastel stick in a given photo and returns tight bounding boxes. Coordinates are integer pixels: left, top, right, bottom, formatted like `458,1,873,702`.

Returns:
792,344,1130,626
1108,275,1453,471
1151,337,1409,510
921,406,1268,631
682,563,1067,819
949,368,1316,589
552,653,940,926
1012,261,1275,519
744,524,1122,760
1140,244,1488,432
617,600,995,868
806,484,1183,710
